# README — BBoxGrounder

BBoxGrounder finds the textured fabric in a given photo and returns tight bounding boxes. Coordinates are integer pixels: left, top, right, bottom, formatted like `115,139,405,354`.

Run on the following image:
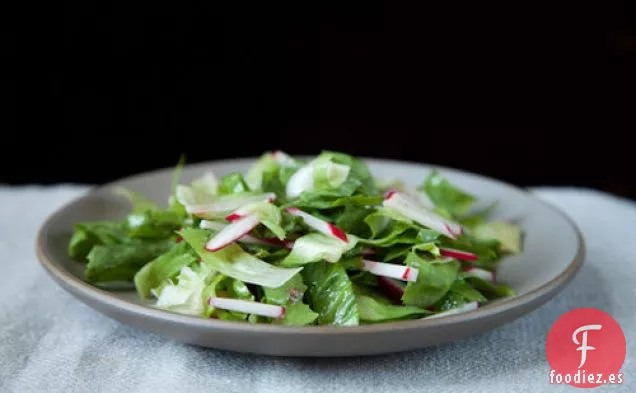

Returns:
0,185,633,393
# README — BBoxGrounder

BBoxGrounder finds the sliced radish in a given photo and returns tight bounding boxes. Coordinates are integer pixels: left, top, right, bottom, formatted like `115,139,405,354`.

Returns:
205,214,261,252
463,267,496,283
362,260,419,282
186,193,276,218
376,276,405,304
383,191,463,239
200,220,292,249
225,198,274,222
286,207,348,244
208,297,285,319
426,301,479,319
439,247,478,261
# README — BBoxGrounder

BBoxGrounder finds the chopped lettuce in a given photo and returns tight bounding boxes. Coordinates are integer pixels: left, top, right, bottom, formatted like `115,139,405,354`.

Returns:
180,227,302,288
419,170,477,217
303,261,359,326
280,233,358,267
67,150,525,325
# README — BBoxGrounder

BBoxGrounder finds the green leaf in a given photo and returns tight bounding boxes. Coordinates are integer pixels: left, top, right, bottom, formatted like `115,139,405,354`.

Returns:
263,273,318,326
473,220,523,254
133,242,198,299
68,221,129,262
154,263,216,317
302,261,359,326
447,279,487,304
217,172,251,195
279,233,358,267
464,276,516,299
239,202,286,240
357,294,431,322
279,303,319,325
126,210,183,240
401,253,460,308
179,227,302,288
113,188,161,213
419,170,476,217
85,239,175,284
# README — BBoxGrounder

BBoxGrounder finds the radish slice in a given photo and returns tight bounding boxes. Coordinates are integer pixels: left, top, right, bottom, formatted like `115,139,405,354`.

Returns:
205,215,261,252
225,198,274,222
383,191,463,239
200,220,293,249
376,276,405,303
439,247,478,261
463,267,496,283
362,260,419,282
426,301,479,319
186,193,276,218
208,297,285,319
286,207,348,244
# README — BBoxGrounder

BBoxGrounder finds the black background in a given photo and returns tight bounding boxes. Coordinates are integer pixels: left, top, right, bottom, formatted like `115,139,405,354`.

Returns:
7,4,636,198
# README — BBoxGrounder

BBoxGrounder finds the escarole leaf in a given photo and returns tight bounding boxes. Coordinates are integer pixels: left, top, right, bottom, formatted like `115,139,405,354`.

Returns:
179,227,302,288
302,261,359,326
263,273,318,325
419,170,476,217
401,252,461,308
134,242,199,299
279,233,358,267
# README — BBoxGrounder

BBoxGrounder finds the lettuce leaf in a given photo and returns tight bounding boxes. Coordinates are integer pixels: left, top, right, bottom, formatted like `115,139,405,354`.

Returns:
218,173,251,195
180,227,302,288
68,221,129,262
155,263,216,316
302,261,359,326
357,294,431,322
279,233,358,267
263,273,318,325
419,170,476,217
85,239,175,285
401,252,460,308
473,220,523,254
134,242,199,299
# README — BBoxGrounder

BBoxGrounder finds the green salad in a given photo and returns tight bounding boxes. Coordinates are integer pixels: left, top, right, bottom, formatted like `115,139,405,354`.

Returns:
68,151,522,326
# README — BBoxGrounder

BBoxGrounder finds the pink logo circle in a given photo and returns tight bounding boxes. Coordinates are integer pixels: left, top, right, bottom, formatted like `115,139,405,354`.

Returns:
546,308,626,388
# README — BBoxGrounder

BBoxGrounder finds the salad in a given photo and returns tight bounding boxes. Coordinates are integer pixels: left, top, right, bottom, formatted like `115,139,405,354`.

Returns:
68,151,522,326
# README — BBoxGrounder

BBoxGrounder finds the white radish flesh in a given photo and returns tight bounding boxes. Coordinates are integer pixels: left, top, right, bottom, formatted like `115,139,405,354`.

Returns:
362,260,419,282
186,193,276,218
464,267,496,283
383,191,463,239
205,215,261,252
208,297,285,319
286,207,348,244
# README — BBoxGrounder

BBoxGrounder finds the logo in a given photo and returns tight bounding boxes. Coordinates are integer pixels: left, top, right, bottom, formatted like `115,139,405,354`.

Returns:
546,308,626,388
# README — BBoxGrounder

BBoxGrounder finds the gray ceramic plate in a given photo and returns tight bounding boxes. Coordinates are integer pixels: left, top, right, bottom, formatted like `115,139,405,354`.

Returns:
36,157,585,357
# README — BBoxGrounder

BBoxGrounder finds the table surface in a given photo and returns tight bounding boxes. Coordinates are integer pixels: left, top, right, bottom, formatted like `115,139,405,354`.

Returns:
0,185,633,393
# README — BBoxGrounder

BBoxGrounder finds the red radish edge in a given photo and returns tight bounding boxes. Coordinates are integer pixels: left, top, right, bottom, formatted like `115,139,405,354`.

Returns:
439,247,478,261
225,213,242,222
401,267,412,280
286,207,349,244
328,224,348,243
384,190,396,200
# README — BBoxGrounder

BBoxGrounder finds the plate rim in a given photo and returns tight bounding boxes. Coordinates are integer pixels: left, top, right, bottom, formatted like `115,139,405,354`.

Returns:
35,156,586,335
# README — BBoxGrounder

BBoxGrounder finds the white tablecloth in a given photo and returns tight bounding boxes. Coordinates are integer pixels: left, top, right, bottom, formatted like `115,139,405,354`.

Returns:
0,185,633,392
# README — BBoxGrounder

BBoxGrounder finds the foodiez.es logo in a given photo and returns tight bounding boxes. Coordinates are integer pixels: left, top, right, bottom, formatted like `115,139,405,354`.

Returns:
546,308,626,388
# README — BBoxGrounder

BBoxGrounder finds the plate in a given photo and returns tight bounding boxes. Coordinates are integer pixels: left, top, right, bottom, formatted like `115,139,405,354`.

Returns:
36,157,585,357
